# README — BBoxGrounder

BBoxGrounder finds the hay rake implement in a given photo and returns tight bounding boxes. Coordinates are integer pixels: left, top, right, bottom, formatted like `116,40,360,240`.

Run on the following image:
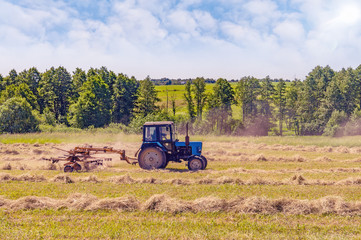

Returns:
45,146,137,172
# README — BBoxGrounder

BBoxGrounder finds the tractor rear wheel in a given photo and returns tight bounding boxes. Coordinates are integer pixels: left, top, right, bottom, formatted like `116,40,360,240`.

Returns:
160,159,169,169
138,147,166,170
64,165,73,172
188,156,203,171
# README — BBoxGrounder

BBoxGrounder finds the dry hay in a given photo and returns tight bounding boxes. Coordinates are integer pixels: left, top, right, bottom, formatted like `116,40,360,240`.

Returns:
2,163,12,170
2,172,361,186
335,177,361,185
252,154,267,161
206,141,361,155
291,155,307,162
0,173,46,182
168,178,191,185
291,175,306,185
0,194,361,215
143,194,191,213
314,156,333,162
6,196,59,210
110,174,137,184
86,196,139,211
217,167,361,175
78,175,100,183
32,149,43,155
217,153,310,162
42,162,58,171
3,150,19,155
16,163,30,171
51,174,74,183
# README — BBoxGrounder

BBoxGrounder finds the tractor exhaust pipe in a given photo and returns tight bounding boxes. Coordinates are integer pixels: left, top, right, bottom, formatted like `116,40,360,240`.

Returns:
185,122,190,146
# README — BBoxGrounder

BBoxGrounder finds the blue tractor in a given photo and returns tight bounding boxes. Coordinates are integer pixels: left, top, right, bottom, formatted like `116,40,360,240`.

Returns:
136,121,207,170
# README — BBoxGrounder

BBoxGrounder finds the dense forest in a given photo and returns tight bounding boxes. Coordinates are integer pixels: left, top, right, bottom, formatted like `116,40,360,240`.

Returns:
0,65,360,136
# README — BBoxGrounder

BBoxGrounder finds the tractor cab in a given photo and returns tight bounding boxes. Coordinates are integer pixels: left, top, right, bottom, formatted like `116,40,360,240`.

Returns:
142,121,176,151
138,121,207,171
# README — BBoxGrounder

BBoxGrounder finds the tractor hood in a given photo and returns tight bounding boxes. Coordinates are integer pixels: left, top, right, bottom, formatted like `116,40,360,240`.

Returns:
175,141,202,155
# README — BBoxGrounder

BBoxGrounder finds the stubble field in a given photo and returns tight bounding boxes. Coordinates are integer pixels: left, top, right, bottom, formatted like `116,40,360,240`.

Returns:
1,133,361,239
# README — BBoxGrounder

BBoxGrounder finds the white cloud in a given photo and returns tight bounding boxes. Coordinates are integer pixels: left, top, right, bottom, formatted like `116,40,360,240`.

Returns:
273,20,305,44
167,10,198,35
0,0,360,80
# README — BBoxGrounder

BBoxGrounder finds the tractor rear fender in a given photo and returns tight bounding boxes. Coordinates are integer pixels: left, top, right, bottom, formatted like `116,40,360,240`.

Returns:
135,148,141,157
141,142,167,153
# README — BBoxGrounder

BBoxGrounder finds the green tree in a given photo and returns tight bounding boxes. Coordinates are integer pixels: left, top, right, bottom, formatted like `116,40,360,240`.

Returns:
259,76,274,116
193,77,207,120
235,76,260,123
2,69,18,87
354,64,361,108
323,110,348,137
0,83,38,110
184,80,195,119
68,75,112,128
71,68,87,103
87,68,97,78
38,66,72,122
0,97,39,133
112,74,139,124
208,78,234,134
209,78,234,109
273,79,287,136
171,94,176,116
17,67,41,96
0,74,3,92
322,68,357,136
298,66,335,135
96,67,116,97
258,76,275,134
135,76,160,117
286,80,301,135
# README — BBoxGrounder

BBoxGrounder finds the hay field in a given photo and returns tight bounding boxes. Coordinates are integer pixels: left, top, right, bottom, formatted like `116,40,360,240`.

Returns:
1,134,361,239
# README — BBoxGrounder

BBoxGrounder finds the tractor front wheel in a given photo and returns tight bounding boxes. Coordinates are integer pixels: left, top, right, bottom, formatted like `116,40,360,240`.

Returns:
138,147,166,170
188,156,203,171
200,155,208,170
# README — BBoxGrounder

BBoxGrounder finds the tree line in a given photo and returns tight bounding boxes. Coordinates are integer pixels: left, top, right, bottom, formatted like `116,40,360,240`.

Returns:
0,67,147,133
0,65,360,136
182,65,361,136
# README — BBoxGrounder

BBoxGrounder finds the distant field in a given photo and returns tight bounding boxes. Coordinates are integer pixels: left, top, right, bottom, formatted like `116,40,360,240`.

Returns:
154,84,214,117
1,133,361,239
155,83,243,119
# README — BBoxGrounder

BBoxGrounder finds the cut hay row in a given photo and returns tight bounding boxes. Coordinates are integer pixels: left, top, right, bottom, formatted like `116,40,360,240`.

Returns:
208,142,361,154
112,166,361,174
2,173,361,186
207,154,361,163
205,154,311,162
217,167,361,174
0,193,361,215
108,174,361,186
0,173,46,182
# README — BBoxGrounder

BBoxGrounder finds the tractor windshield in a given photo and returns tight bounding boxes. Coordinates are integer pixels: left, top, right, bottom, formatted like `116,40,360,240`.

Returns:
145,126,157,141
159,126,171,141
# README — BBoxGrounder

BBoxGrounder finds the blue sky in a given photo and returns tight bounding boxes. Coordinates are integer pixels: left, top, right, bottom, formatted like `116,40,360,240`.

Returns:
0,0,360,80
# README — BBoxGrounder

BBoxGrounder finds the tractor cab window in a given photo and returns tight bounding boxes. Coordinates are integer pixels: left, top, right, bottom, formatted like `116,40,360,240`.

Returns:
159,126,171,141
145,126,157,142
